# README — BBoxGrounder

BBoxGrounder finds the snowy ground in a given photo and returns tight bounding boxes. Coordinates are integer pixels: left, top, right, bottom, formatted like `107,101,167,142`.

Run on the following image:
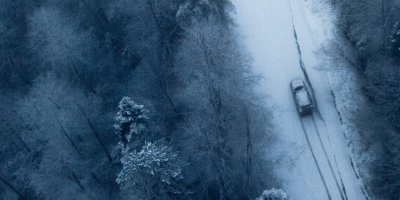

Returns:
231,0,368,199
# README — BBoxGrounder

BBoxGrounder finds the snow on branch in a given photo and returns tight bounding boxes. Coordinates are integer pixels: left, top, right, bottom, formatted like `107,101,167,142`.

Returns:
256,188,291,200
116,139,187,190
114,97,149,145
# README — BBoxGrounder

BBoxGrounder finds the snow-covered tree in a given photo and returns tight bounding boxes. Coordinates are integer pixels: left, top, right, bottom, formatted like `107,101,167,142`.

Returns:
256,188,290,200
389,21,400,57
116,139,187,198
114,97,150,147
176,0,235,25
174,18,276,199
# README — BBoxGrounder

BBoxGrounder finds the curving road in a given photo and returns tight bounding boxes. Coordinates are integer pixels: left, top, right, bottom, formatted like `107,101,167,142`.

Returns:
231,0,368,199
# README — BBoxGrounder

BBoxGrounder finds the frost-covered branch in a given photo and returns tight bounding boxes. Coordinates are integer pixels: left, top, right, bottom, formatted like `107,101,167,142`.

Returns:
116,139,188,198
114,97,150,147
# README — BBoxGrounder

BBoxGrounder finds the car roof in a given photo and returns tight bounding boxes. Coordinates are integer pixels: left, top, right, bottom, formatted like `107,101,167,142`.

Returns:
296,90,311,106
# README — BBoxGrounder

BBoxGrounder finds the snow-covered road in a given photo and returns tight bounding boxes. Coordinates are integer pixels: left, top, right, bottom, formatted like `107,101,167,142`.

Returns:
231,0,367,199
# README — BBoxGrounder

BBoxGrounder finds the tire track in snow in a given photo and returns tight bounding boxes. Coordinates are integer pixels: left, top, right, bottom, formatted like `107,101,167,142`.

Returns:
298,115,332,200
311,115,347,200
288,0,319,115
328,82,370,200
288,0,346,199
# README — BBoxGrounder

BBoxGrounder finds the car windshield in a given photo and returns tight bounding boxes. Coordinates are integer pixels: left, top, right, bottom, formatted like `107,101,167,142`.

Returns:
295,86,304,91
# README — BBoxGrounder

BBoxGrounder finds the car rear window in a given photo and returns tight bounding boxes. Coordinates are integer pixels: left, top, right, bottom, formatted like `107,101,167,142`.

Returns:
295,86,304,91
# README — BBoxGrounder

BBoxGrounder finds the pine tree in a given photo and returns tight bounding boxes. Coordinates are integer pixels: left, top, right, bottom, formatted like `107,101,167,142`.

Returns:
114,97,149,147
116,139,187,198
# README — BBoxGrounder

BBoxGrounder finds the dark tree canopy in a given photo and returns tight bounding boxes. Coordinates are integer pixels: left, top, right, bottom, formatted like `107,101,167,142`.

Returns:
0,0,277,199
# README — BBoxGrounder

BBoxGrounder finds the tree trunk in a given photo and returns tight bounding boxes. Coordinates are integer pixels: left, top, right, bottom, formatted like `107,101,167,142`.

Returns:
76,103,113,164
61,160,86,192
0,174,25,199
148,0,180,115
56,118,80,155
244,108,253,199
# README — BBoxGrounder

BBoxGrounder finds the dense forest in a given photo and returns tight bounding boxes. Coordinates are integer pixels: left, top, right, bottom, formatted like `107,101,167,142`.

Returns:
330,0,400,199
0,0,279,199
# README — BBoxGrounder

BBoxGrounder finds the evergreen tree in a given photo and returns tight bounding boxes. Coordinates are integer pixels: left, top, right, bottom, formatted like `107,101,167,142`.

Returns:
116,139,187,199
114,97,150,148
114,97,188,198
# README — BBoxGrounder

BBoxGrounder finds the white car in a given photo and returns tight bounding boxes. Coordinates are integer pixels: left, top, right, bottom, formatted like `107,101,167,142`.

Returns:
290,79,314,116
